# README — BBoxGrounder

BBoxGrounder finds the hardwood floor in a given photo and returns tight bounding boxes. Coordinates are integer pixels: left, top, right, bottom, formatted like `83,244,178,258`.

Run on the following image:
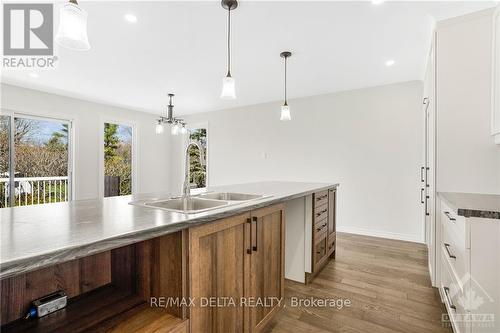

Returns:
265,233,451,333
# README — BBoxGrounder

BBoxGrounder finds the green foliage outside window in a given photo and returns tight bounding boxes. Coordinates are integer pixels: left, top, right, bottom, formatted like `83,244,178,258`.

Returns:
188,128,207,188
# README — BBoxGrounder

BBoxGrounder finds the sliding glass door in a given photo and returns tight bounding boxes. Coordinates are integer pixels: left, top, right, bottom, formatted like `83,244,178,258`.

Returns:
0,112,73,208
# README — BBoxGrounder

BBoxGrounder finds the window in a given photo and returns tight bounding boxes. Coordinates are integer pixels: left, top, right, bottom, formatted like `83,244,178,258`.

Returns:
0,113,73,208
103,122,134,197
187,126,207,192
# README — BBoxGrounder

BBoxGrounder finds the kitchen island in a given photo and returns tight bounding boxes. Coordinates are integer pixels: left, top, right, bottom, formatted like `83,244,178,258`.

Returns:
0,181,338,333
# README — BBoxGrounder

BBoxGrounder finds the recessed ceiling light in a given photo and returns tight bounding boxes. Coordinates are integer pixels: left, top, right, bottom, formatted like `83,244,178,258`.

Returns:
124,14,137,23
29,72,39,78
385,60,395,67
372,0,386,4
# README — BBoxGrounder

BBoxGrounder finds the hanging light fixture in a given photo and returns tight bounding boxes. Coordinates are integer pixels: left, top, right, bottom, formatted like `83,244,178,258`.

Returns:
55,0,90,51
280,51,292,121
220,0,238,99
155,93,187,136
155,120,164,134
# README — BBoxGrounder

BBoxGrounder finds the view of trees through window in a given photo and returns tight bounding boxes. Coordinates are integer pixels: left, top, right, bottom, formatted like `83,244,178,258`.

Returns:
188,128,207,189
0,115,70,208
104,123,132,197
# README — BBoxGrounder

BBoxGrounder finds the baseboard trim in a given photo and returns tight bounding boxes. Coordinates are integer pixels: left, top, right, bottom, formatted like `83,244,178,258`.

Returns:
337,226,424,244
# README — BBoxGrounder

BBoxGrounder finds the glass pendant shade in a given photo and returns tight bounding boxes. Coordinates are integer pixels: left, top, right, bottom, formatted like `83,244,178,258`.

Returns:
55,3,90,51
220,75,236,99
155,122,164,134
280,105,291,121
171,123,180,135
180,126,188,135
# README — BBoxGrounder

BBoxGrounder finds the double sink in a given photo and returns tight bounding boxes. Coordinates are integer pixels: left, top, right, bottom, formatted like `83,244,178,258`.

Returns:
130,192,270,214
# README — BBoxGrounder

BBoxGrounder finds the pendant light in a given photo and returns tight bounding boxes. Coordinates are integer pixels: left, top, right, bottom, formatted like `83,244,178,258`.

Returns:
55,0,90,51
280,51,292,121
220,0,238,99
155,93,187,136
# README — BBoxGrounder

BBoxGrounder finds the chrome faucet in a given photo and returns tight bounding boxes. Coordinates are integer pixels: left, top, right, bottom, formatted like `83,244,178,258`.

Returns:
183,141,206,198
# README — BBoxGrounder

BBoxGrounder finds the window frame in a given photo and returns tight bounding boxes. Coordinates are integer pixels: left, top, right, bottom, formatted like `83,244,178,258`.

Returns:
183,121,209,194
99,117,137,198
0,109,75,206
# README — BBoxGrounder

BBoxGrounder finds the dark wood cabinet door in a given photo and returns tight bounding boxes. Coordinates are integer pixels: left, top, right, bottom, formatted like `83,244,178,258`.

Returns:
327,188,337,258
248,204,285,332
188,213,250,333
328,188,336,238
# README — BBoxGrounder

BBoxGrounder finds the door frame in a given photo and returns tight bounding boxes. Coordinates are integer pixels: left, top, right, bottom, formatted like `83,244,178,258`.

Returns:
1,109,75,206
98,117,138,198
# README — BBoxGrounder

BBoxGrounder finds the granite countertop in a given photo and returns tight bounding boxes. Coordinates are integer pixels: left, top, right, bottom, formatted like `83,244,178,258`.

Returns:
438,192,500,220
0,181,338,279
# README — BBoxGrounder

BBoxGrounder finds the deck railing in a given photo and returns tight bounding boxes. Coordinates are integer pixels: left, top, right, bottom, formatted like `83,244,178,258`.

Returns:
0,176,69,208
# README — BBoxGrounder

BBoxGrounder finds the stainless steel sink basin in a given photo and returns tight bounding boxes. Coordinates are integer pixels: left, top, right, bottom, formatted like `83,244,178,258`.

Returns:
199,192,265,201
144,197,229,213
130,192,271,214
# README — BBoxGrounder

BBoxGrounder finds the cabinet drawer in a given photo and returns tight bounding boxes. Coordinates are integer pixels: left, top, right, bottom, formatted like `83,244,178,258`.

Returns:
314,220,328,240
327,234,335,253
441,251,469,333
314,191,328,208
315,237,327,264
441,202,469,250
314,203,328,222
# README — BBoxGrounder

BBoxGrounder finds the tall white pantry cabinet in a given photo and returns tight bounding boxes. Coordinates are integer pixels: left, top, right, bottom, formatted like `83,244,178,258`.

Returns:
423,6,500,333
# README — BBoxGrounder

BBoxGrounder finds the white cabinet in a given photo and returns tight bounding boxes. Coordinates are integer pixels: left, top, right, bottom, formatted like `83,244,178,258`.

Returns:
438,199,500,333
492,6,500,144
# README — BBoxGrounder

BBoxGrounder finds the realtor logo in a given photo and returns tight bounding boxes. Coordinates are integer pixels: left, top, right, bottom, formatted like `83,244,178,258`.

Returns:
3,3,53,56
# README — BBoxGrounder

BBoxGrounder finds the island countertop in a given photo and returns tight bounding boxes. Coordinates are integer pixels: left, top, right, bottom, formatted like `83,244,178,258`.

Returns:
0,181,338,279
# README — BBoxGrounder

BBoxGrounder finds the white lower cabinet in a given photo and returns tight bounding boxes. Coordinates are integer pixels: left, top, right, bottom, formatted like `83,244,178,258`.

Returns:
439,200,500,333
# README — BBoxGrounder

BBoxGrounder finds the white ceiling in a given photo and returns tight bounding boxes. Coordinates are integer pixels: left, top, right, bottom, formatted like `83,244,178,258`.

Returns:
1,1,497,115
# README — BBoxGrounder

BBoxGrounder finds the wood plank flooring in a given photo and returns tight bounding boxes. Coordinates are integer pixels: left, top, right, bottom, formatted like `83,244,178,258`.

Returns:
265,233,452,333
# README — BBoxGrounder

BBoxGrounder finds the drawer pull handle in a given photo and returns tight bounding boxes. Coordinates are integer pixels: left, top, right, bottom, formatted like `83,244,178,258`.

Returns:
316,194,327,201
252,216,258,252
444,287,456,311
444,211,456,222
316,223,327,232
444,243,456,259
316,209,327,217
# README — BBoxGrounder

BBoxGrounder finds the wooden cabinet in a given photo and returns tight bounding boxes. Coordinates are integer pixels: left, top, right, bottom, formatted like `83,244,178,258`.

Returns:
188,213,248,333
248,205,285,332
188,204,285,333
327,188,337,258
308,188,337,282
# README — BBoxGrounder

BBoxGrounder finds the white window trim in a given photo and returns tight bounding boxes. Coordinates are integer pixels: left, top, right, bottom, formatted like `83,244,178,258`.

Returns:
182,121,209,193
1,108,76,202
99,117,138,198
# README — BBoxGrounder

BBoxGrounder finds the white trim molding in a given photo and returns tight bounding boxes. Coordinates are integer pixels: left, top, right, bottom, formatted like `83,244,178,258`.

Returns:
337,226,425,244
492,6,500,144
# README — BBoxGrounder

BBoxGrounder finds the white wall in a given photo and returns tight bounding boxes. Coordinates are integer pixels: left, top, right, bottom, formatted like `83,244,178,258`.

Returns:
1,84,171,200
436,9,500,194
172,81,425,242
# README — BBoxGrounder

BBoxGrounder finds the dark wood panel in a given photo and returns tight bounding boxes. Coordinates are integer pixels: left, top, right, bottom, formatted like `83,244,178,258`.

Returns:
1,251,112,326
249,205,285,332
188,213,249,333
1,231,187,330
80,251,111,293
111,245,135,292
151,232,186,318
